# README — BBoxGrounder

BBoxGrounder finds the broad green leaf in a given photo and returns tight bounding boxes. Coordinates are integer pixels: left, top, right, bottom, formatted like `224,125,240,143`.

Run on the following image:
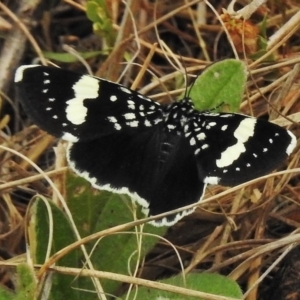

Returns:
66,174,167,296
66,172,108,237
15,264,36,300
90,194,166,295
0,263,37,300
27,197,81,300
188,59,247,112
25,174,167,298
122,273,243,299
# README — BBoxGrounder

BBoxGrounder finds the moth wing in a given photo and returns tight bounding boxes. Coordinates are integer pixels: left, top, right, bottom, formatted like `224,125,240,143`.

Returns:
15,65,163,142
67,127,206,226
186,112,296,186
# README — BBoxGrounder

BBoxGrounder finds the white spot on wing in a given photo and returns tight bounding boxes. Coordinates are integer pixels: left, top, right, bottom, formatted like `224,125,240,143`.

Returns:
204,176,220,184
124,113,136,120
221,125,228,131
107,116,117,123
220,114,233,118
196,132,206,140
110,95,117,101
61,132,79,142
286,130,297,155
145,120,151,127
14,65,40,82
216,118,256,168
190,137,196,146
203,112,219,117
114,123,122,130
65,75,99,125
138,94,151,101
127,100,135,109
167,124,176,130
120,86,132,94
126,120,138,127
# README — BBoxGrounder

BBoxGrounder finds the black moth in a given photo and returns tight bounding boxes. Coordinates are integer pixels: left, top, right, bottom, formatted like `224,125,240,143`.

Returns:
15,65,296,226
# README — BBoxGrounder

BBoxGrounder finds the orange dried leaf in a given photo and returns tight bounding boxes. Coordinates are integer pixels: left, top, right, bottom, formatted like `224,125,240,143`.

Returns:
221,13,260,54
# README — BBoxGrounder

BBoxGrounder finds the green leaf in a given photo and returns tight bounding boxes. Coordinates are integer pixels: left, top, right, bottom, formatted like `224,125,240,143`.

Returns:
258,15,268,49
25,174,167,298
66,172,108,237
0,288,14,300
66,174,167,296
15,264,36,300
249,47,275,61
28,197,79,266
122,273,243,299
188,59,247,112
0,264,38,300
88,194,157,294
86,0,115,46
27,197,81,300
250,17,275,62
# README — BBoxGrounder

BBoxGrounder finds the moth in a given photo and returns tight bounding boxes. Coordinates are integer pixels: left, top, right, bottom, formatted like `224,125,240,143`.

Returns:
15,65,297,226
